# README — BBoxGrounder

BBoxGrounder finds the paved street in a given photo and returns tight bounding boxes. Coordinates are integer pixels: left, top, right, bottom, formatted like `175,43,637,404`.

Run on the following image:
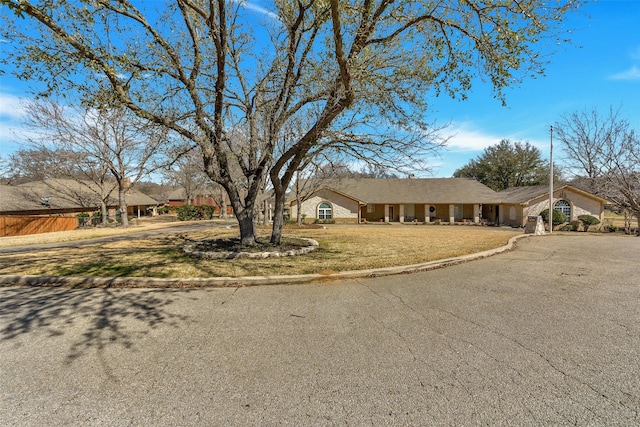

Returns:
1,234,639,425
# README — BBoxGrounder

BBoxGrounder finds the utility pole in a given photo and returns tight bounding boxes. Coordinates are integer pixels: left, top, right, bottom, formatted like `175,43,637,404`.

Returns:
549,125,554,234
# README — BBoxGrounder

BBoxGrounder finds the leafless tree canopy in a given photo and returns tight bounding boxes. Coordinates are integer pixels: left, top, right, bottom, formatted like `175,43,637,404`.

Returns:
554,107,640,234
2,0,582,244
20,99,168,227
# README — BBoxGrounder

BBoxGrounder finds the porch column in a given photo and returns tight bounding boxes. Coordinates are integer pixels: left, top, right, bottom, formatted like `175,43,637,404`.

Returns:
399,204,405,223
474,204,480,224
424,204,430,223
384,204,389,223
449,204,455,223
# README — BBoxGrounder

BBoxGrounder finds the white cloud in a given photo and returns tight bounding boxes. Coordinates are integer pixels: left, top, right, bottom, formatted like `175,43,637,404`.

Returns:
0,93,27,120
237,1,280,21
443,122,550,156
444,123,504,152
0,92,30,155
610,65,640,81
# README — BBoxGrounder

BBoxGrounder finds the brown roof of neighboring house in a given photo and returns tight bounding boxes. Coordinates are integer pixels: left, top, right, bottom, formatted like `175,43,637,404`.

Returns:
167,186,228,200
0,179,158,214
499,184,610,205
295,178,503,204
125,190,159,207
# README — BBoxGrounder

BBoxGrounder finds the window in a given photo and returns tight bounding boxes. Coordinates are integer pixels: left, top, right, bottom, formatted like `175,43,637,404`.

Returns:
318,202,332,220
554,200,571,218
367,204,375,213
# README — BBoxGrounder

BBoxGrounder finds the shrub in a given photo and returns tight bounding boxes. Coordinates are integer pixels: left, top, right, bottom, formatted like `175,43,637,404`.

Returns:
202,204,216,219
314,218,336,224
176,205,201,221
578,214,600,231
539,209,567,227
569,220,582,231
606,224,617,233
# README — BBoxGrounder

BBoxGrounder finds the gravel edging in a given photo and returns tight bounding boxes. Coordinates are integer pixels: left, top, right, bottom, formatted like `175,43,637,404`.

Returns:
183,237,319,259
0,234,531,288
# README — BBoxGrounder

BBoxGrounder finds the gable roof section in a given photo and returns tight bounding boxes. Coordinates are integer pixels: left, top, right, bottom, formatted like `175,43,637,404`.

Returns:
0,185,55,212
499,184,610,205
303,178,502,204
1,179,158,214
499,185,550,204
126,191,159,206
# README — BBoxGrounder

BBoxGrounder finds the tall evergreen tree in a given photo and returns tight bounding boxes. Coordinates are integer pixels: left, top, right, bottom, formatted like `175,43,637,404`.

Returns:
454,139,551,191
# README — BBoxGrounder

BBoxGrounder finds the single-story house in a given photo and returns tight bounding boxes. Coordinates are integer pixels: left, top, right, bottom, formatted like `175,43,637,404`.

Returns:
498,184,609,227
288,178,608,227
0,179,159,219
167,187,234,216
289,178,503,224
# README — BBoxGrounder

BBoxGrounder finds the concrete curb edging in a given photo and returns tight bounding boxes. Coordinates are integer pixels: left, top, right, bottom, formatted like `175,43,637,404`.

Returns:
0,234,532,288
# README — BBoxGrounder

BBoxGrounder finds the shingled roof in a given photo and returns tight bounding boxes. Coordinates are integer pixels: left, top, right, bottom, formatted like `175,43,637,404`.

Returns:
499,184,610,205
297,178,503,204
0,179,158,214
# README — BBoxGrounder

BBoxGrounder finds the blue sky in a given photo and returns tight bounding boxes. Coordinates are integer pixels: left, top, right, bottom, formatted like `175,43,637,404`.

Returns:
1,1,639,178
426,0,640,177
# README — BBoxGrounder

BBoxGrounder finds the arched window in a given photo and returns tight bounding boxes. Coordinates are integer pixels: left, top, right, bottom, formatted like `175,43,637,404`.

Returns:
554,200,571,219
318,202,332,220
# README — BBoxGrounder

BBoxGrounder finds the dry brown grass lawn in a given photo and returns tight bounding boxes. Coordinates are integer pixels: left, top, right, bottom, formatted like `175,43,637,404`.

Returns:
0,224,520,279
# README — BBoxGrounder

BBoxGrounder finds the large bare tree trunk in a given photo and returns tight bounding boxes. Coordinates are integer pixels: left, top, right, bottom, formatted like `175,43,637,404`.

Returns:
119,189,129,228
220,188,227,219
236,208,256,245
100,201,108,226
624,209,632,235
271,191,286,245
296,199,303,226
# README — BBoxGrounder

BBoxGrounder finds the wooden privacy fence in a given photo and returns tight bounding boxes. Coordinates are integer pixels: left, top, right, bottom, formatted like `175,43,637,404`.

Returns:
0,215,79,237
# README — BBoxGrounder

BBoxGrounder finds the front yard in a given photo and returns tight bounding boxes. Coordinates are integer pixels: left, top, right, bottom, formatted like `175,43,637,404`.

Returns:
0,224,520,279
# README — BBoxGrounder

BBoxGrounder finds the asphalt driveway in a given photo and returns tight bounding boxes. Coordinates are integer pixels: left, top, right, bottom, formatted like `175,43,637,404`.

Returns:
1,234,639,425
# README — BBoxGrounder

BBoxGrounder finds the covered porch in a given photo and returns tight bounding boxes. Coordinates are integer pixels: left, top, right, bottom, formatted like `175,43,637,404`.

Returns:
361,203,500,224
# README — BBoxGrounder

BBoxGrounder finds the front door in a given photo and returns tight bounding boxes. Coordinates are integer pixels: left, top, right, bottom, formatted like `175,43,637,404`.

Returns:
389,206,394,222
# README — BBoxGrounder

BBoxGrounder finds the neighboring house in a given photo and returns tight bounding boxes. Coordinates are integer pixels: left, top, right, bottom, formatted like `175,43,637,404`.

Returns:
167,187,234,216
0,179,159,218
1,183,91,216
498,184,609,227
288,178,608,227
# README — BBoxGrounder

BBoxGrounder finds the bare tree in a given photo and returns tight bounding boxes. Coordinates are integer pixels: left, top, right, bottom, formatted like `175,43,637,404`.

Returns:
555,107,640,234
164,147,211,205
3,0,582,244
10,146,116,224
22,99,167,227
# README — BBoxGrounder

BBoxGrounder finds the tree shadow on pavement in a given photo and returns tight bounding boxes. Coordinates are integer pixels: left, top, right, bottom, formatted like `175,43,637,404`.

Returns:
0,287,190,362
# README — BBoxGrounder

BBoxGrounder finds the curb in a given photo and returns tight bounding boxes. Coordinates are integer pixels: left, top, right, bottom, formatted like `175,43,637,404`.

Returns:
0,234,532,289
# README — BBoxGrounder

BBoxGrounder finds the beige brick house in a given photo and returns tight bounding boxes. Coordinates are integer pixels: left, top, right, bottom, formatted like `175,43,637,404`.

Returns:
289,178,503,224
498,184,608,227
288,178,608,227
